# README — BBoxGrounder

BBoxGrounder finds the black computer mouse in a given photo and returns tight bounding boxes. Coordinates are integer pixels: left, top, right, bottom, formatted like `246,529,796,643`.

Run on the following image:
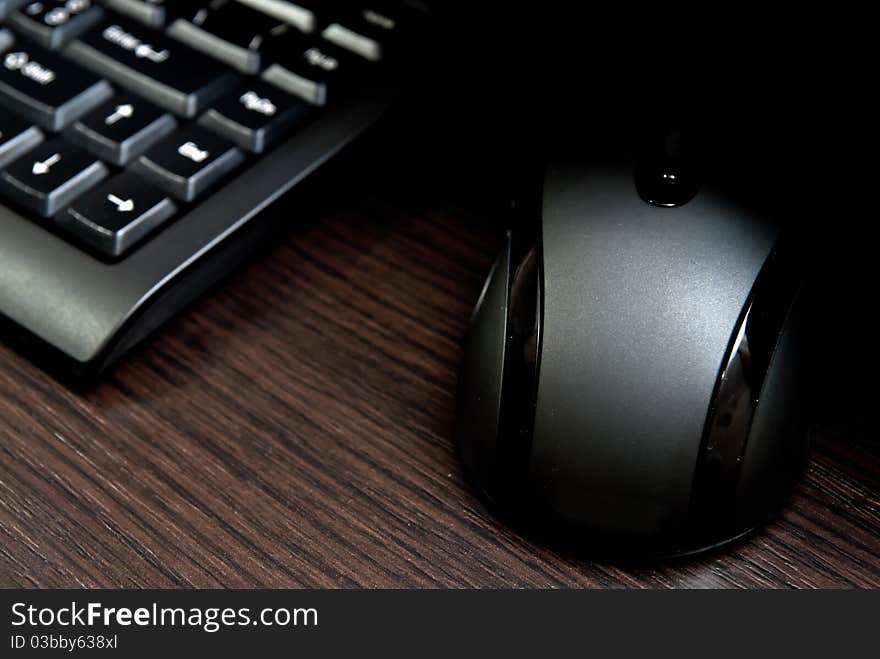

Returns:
454,126,810,558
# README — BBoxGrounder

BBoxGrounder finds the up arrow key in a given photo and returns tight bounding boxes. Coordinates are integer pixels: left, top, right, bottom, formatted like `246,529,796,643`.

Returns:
32,153,62,175
107,193,135,212
105,103,134,125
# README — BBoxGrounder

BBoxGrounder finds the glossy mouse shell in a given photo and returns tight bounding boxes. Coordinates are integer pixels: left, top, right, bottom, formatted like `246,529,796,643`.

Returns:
455,158,808,557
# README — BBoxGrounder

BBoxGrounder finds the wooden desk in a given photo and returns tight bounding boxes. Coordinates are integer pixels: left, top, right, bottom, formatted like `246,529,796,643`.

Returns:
1,181,878,588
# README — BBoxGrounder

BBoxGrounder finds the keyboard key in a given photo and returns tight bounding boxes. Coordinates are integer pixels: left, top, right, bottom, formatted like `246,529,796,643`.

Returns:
100,0,166,27
67,92,176,165
321,4,411,61
0,45,113,131
0,1,28,19
10,1,105,50
0,28,13,52
198,80,310,153
0,109,44,169
66,19,239,117
0,137,108,216
131,124,244,201
235,0,315,33
167,0,283,74
261,28,361,105
57,171,176,256
321,23,382,62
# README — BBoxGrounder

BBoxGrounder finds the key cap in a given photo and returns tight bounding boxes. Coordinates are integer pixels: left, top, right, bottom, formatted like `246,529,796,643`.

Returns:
0,110,44,169
67,92,176,165
66,19,238,117
167,0,282,74
0,1,28,19
198,80,310,153
100,0,167,27
0,45,113,131
131,124,244,201
57,170,176,256
0,137,108,216
261,27,361,105
235,0,315,33
321,3,410,61
10,1,104,50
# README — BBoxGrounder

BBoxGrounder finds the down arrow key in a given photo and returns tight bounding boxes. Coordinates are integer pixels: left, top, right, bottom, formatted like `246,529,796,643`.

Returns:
107,193,135,212
59,172,178,258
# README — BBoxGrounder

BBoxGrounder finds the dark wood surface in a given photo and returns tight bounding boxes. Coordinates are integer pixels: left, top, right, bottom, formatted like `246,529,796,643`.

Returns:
1,182,878,588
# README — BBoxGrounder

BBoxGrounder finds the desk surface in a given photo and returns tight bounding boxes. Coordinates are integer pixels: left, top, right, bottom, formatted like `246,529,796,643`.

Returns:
1,184,878,588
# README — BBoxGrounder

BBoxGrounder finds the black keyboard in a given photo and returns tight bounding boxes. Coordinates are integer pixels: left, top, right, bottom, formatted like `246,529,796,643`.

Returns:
0,0,430,378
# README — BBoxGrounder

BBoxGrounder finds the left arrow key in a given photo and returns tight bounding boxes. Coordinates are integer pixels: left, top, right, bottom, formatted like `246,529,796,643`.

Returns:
31,152,62,175
0,137,107,217
0,108,44,170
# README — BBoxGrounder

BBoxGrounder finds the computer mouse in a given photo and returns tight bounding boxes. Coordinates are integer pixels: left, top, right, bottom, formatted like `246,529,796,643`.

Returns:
454,126,810,558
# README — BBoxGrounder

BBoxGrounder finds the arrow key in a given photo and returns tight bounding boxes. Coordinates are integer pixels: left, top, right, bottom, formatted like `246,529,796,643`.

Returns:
0,109,45,170
0,137,107,217
57,171,177,257
67,93,176,166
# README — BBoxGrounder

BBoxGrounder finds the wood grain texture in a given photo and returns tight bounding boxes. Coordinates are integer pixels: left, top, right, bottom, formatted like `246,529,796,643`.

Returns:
0,187,878,588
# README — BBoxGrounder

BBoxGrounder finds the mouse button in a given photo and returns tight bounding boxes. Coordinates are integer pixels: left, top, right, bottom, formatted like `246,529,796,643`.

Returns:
635,127,702,207
455,235,512,497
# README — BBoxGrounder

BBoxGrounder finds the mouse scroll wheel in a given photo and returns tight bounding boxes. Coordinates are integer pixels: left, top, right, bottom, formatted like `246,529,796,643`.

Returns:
635,129,701,207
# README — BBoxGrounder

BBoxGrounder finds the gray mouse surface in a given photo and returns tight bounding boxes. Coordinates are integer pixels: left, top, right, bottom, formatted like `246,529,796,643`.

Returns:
454,130,809,557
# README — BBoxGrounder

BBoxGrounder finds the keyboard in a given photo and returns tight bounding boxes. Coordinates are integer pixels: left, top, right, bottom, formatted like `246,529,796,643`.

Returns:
0,0,430,378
